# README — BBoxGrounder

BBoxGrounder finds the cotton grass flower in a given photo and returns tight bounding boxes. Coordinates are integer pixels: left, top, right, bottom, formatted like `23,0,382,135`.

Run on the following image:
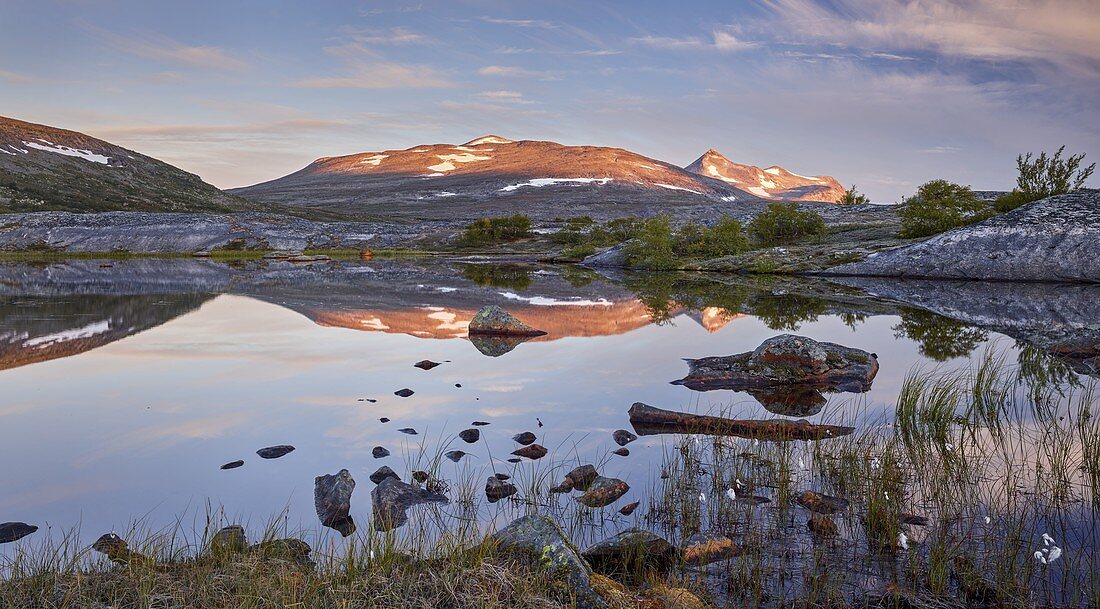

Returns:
897,532,909,550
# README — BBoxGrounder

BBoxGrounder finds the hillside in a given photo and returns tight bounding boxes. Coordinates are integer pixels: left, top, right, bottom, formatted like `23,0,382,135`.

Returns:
0,116,259,214
685,149,845,202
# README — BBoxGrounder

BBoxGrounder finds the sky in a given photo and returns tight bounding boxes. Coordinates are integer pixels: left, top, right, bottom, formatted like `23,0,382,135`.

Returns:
1,0,1097,201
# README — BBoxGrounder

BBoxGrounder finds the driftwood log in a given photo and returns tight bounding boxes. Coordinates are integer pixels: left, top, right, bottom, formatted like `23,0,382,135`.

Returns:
627,402,854,441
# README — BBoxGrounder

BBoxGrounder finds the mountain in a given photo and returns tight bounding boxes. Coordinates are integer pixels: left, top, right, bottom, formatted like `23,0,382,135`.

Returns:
232,136,767,220
0,116,259,214
685,149,845,202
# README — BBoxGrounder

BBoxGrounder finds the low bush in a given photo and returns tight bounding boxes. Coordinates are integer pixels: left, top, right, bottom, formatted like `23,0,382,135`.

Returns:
457,214,532,246
994,146,1094,213
898,180,992,239
838,185,869,205
747,203,827,246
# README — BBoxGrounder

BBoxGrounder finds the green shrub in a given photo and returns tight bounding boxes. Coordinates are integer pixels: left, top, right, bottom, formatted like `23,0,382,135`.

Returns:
994,146,1094,213
748,203,827,246
838,185,869,205
457,214,532,246
898,180,992,239
674,217,750,258
621,216,677,270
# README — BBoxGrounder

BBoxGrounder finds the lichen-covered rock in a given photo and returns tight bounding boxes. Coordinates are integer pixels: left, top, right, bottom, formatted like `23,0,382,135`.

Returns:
314,469,356,537
371,477,448,531
827,190,1100,282
248,538,314,568
468,305,547,336
580,242,631,268
92,533,152,565
491,515,607,609
673,334,878,393
576,476,630,508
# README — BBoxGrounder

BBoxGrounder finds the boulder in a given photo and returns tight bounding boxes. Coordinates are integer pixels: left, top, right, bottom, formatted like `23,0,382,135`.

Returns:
208,525,248,555
580,242,631,268
314,469,356,537
369,466,400,485
372,446,390,459
565,465,599,491
612,430,637,446
491,515,607,609
0,522,37,544
371,477,448,531
486,476,518,503
512,431,538,445
672,334,878,393
467,305,547,337
249,538,314,568
646,586,708,609
582,528,677,579
827,190,1100,282
458,428,480,443
576,476,630,508
92,533,151,565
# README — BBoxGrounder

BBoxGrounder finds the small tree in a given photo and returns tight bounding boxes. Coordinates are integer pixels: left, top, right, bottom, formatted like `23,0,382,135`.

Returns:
838,184,869,205
748,202,828,246
622,216,677,270
995,146,1095,212
898,180,991,238
458,214,532,246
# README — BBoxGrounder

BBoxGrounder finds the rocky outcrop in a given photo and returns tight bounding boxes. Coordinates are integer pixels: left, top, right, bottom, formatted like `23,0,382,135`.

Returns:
467,305,547,336
827,190,1100,282
672,334,879,393
314,469,356,537
580,242,630,268
490,515,607,609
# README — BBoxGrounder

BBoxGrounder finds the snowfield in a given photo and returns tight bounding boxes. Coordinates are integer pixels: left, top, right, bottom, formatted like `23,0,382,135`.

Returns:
656,183,703,195
499,177,613,192
23,140,111,165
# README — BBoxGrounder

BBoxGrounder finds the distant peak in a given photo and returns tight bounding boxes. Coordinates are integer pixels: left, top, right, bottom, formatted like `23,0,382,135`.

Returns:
703,148,726,158
463,135,514,146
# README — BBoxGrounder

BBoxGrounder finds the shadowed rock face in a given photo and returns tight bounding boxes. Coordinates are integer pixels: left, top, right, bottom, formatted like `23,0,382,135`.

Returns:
672,334,879,395
370,477,448,531
582,529,677,580
314,469,356,537
827,190,1100,282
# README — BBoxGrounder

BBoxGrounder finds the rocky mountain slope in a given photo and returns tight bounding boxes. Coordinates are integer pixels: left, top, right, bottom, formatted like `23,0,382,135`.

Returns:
232,136,843,220
685,149,845,202
826,190,1100,282
0,116,259,214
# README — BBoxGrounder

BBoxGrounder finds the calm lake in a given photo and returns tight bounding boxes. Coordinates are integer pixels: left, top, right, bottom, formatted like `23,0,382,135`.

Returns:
1,257,1096,604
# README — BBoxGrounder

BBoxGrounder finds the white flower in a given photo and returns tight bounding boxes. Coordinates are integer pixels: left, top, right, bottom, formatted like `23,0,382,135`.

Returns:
1042,533,1055,546
884,491,890,501
944,442,954,451
1035,550,1047,564
984,516,991,525
699,492,707,503
798,457,806,469
370,549,376,560
726,488,737,501
898,532,909,550
1047,546,1062,563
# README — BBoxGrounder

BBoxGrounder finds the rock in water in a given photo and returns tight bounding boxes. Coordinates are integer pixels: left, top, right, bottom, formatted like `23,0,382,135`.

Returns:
467,305,547,336
0,522,37,544
394,388,415,398
315,469,357,537
491,515,608,609
576,476,629,508
612,448,629,457
612,430,637,446
208,525,248,555
827,190,1100,282
486,476,518,503
511,444,548,460
619,501,640,516
398,428,418,435
413,360,441,370
256,445,295,459
444,450,468,462
582,529,677,579
369,466,400,485
807,515,838,537
220,460,244,470
565,465,599,491
550,478,575,494
458,428,480,443
512,431,537,445
471,421,491,426
371,477,448,531
411,470,430,483
372,446,390,459
672,334,879,393
794,490,850,515
683,531,739,566
627,402,856,442
469,333,535,357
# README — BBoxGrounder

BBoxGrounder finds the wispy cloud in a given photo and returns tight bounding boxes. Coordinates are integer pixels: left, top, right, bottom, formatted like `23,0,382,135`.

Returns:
474,90,536,104
92,27,250,72
632,29,756,52
0,69,34,83
479,16,557,29
294,43,453,89
341,26,431,45
478,65,558,80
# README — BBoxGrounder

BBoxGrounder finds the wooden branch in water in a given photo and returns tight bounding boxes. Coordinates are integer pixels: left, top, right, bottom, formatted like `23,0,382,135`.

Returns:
627,402,854,441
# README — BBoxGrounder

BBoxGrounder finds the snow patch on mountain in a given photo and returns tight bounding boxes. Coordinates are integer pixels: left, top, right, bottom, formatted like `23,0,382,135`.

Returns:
747,186,773,198
465,135,513,146
656,183,703,195
359,154,389,166
428,152,492,172
499,292,613,307
23,140,111,165
499,177,613,192
24,320,111,348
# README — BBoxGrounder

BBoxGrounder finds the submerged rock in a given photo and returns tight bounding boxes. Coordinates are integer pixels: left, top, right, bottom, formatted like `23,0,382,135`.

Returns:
795,490,850,515
0,522,37,544
628,402,855,441
371,477,448,531
807,515,838,537
256,445,295,459
672,334,878,394
582,529,677,579
369,466,400,485
220,460,245,470
444,450,468,462
565,465,599,491
315,469,357,537
511,443,548,460
619,501,640,516
576,476,629,508
612,429,637,446
512,431,537,445
468,305,547,336
684,531,739,566
491,515,607,609
413,360,441,370
458,428,480,443
485,476,518,503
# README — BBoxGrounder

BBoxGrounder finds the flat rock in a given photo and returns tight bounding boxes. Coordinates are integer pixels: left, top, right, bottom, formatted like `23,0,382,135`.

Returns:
394,388,415,398
220,460,244,470
492,515,607,608
458,428,480,443
0,522,37,544
315,469,356,537
672,334,878,393
371,477,448,531
827,190,1100,282
576,476,629,508
468,305,547,337
256,445,295,459
511,443,548,460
